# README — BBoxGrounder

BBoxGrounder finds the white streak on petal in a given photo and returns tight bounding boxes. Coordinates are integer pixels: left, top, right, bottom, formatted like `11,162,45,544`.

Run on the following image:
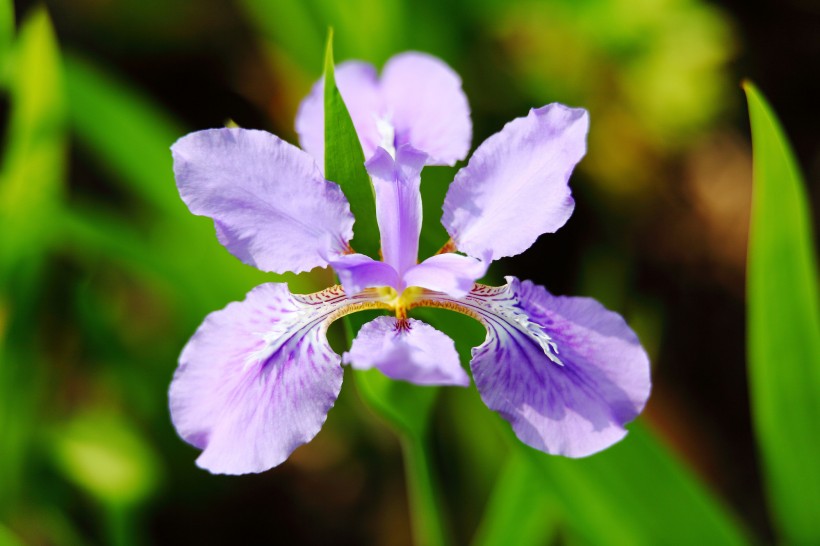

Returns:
169,284,383,474
415,277,650,457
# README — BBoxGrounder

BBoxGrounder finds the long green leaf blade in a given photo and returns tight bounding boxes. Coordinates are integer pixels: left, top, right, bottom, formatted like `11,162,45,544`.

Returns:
523,423,751,546
744,81,820,545
472,451,557,546
322,29,380,258
0,6,65,514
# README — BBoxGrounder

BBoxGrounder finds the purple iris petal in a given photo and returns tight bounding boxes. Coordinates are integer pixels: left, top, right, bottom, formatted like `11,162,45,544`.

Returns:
296,61,382,169
172,128,354,274
422,277,650,457
328,253,400,294
403,252,488,298
365,145,428,278
442,104,588,262
169,283,379,474
379,52,472,166
295,52,471,166
343,316,469,387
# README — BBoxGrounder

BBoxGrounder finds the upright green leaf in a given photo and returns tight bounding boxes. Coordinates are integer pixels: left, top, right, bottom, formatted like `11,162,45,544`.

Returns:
472,451,557,546
240,0,324,70
63,55,185,215
526,423,751,546
744,81,820,545
0,6,65,514
323,29,380,258
0,8,65,282
0,0,12,83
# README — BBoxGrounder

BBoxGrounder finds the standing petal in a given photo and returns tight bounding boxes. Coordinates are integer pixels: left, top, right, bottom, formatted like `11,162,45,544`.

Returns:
442,104,588,261
365,145,428,277
343,316,469,387
295,61,383,168
172,128,354,274
380,52,472,166
295,53,472,167
169,283,388,474
414,277,650,457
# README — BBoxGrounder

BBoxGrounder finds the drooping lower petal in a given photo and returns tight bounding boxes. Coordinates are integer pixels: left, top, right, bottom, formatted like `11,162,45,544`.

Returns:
343,316,469,387
172,128,354,274
403,252,488,298
365,145,428,277
414,277,650,457
442,104,588,261
380,52,472,166
169,283,388,474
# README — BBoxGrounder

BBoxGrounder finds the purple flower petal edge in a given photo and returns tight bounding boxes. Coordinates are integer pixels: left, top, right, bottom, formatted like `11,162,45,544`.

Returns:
442,104,588,262
344,316,469,387
420,277,650,457
172,128,354,274
170,283,378,474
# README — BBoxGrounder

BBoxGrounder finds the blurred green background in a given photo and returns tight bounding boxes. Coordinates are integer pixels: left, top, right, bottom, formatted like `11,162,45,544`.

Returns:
1,0,818,545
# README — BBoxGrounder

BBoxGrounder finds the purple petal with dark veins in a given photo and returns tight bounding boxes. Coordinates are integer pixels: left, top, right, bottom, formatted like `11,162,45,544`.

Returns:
343,316,469,387
420,277,650,457
169,283,380,474
442,104,588,261
172,128,354,274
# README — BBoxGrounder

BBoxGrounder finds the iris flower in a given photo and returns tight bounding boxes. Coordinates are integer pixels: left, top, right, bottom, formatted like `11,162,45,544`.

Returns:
169,52,651,474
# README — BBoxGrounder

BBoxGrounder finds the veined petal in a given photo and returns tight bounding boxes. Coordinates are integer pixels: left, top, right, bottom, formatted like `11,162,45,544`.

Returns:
403,252,488,298
380,52,472,166
169,283,388,474
414,277,650,457
172,128,354,274
442,104,588,261
365,145,428,277
329,253,400,295
295,61,383,168
343,316,469,387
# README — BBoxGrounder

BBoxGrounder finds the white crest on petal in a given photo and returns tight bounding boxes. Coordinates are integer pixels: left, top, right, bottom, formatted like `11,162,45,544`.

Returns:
244,285,385,371
412,279,564,367
375,115,397,159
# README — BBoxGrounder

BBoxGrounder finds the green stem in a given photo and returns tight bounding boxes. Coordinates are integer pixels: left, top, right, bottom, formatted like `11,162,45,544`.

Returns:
400,431,451,546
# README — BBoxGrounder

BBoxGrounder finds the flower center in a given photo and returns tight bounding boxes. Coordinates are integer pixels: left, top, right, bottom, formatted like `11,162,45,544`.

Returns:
376,286,425,320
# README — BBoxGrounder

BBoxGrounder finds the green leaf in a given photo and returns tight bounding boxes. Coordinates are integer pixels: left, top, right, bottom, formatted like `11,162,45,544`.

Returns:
322,29,380,259
453,372,750,546
0,523,25,546
0,6,65,514
240,0,325,70
0,7,65,283
63,54,185,216
472,451,557,546
744,81,820,545
520,423,751,546
0,0,12,84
